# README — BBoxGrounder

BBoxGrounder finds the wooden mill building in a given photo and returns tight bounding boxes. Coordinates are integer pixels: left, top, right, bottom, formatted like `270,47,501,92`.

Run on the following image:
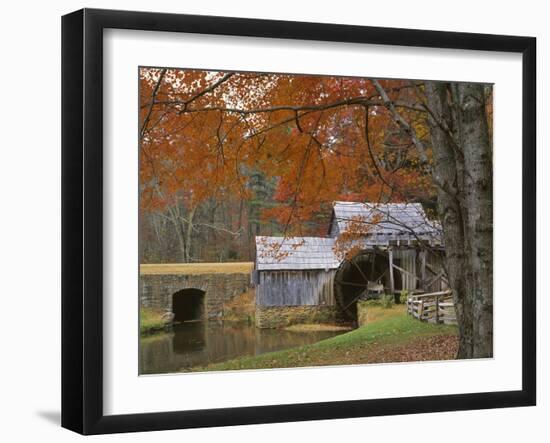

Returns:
254,201,446,327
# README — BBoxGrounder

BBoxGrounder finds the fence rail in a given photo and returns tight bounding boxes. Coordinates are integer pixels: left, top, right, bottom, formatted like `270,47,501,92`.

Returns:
406,289,456,325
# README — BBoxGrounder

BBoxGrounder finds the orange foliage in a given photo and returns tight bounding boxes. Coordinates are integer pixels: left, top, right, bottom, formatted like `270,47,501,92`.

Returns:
139,68,436,236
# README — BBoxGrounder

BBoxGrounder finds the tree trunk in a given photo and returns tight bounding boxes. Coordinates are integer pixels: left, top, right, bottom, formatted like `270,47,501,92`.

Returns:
184,206,197,263
166,202,189,263
453,83,493,358
425,82,470,357
424,81,493,359
172,215,187,263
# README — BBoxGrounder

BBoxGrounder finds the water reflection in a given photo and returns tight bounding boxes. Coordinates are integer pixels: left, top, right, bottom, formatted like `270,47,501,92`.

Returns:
140,321,346,374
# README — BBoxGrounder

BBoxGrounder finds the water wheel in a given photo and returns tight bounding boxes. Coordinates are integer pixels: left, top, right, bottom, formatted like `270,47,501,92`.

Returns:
334,251,398,321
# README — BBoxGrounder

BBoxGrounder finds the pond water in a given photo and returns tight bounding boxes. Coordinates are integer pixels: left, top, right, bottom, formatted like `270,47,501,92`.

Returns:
139,321,347,374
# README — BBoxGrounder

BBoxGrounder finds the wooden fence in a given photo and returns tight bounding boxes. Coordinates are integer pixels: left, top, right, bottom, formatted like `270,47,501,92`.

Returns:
406,289,456,325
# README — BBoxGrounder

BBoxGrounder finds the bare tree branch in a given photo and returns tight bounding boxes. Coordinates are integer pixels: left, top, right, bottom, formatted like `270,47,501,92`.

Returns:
372,79,431,168
140,68,167,140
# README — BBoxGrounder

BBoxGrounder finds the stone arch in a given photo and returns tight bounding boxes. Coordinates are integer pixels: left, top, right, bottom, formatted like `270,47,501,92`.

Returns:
176,276,209,293
172,288,206,322
140,272,251,320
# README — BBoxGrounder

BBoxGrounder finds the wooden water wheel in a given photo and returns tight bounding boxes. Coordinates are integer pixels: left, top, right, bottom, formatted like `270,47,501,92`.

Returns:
334,251,398,321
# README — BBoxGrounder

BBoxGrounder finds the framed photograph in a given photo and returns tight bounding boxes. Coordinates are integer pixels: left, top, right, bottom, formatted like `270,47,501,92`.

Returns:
61,8,536,435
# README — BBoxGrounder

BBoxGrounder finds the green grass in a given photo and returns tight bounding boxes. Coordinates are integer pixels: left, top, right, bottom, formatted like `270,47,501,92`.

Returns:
140,308,169,334
189,306,458,372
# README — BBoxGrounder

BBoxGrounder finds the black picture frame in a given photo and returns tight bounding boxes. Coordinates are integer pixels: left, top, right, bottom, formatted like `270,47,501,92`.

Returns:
61,8,536,435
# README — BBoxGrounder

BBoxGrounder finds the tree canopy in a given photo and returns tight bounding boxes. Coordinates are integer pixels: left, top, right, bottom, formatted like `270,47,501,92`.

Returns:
139,68,438,263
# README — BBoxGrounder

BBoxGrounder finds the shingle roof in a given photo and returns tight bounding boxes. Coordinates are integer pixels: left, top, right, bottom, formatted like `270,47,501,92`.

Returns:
331,201,442,243
255,236,340,270
255,202,443,271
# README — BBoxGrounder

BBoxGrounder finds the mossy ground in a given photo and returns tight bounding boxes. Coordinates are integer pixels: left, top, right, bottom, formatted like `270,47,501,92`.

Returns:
140,307,170,334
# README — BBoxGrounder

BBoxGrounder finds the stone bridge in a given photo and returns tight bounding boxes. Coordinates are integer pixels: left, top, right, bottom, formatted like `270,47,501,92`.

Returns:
139,263,253,320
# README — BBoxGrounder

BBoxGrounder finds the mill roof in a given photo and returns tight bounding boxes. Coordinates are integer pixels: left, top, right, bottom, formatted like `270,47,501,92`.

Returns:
255,202,443,271
330,201,442,243
255,236,340,271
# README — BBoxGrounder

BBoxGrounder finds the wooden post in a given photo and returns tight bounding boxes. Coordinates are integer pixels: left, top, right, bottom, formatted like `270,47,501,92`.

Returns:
420,250,426,291
435,294,440,324
388,248,395,298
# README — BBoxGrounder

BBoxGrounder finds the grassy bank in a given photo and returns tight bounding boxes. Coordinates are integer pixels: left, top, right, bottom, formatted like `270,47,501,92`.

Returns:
284,324,352,332
190,305,458,372
140,308,171,334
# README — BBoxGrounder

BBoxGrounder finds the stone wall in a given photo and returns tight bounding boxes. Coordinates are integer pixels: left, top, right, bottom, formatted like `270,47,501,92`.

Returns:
255,305,344,329
140,273,250,320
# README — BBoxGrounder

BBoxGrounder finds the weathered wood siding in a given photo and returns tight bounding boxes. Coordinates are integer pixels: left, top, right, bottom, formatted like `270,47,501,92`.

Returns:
391,248,447,293
257,270,336,307
393,248,418,291
424,250,448,293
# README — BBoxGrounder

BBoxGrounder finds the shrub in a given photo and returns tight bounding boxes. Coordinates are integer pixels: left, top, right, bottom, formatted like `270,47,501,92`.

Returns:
381,294,394,309
399,289,409,304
